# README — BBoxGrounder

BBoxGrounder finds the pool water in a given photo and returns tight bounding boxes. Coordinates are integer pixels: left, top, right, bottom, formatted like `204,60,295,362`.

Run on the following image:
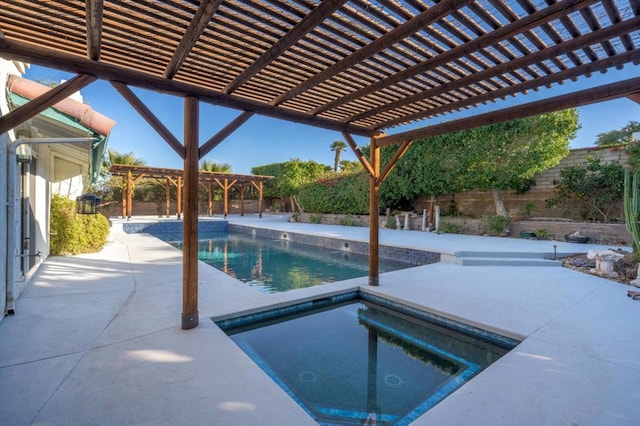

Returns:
219,296,514,425
156,232,413,293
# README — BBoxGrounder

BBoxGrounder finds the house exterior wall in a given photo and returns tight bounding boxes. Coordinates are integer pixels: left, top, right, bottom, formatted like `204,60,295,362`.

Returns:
0,59,22,317
1,58,97,319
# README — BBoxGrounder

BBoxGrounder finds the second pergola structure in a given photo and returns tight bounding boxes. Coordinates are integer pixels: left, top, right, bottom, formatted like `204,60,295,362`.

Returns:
109,164,272,219
1,0,640,329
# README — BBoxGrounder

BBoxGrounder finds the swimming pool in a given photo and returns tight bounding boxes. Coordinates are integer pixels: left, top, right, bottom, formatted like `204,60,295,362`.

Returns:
217,292,517,425
155,232,414,293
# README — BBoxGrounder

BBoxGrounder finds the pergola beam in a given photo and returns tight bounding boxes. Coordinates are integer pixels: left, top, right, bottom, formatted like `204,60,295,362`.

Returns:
377,75,640,147
85,0,103,61
199,111,254,159
224,0,347,94
0,38,374,138
111,81,186,158
0,74,96,134
164,0,224,80
342,132,374,177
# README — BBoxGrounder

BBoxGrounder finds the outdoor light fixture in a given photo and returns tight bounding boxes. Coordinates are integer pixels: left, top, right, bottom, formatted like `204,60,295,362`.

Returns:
76,194,101,215
16,144,32,163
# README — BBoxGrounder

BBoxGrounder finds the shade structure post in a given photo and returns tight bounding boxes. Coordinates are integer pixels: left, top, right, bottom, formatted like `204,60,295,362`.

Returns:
176,176,182,219
126,170,133,219
240,184,246,216
259,182,263,218
223,178,229,218
165,178,170,217
369,137,380,286
182,96,199,330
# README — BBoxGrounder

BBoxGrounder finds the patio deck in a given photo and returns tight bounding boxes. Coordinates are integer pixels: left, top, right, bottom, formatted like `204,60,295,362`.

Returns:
1,215,639,425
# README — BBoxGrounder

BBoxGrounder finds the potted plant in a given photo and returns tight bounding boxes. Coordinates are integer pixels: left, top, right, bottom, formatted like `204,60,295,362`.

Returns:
565,231,589,243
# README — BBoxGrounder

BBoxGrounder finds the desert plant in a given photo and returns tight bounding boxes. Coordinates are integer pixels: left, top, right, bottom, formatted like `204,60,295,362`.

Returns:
624,170,640,251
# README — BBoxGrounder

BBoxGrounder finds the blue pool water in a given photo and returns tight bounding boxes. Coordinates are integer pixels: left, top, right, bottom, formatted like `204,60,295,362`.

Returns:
155,232,413,293
217,294,515,425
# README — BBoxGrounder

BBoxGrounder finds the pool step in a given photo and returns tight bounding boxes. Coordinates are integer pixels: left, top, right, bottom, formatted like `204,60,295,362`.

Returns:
443,251,562,267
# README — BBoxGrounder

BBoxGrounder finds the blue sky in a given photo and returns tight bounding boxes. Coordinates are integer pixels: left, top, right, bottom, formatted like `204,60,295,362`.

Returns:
23,64,640,174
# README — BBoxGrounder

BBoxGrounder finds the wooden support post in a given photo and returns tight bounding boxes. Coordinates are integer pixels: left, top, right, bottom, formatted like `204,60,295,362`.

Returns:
369,138,380,286
240,185,246,216
223,178,229,218
121,186,126,218
252,181,264,218
176,176,182,219
165,178,170,217
258,182,263,218
207,182,213,216
182,96,199,330
126,170,133,219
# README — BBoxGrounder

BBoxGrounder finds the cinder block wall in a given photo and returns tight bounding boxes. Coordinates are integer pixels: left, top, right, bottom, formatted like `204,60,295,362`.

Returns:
415,145,629,220
101,199,262,217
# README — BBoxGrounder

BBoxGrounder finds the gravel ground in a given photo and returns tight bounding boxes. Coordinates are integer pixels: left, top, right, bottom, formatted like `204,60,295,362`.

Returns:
561,251,640,286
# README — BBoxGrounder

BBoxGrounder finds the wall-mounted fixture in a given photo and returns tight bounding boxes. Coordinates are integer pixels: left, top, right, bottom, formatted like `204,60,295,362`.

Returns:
15,144,32,162
76,193,100,215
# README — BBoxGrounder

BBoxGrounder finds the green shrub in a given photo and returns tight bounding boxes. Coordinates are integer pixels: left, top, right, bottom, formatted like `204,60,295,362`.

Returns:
485,214,511,236
534,229,552,240
339,215,358,226
309,214,323,224
438,220,464,234
50,194,110,255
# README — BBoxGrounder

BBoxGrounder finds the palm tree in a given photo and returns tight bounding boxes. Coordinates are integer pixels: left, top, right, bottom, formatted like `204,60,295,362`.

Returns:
200,159,232,172
330,140,347,172
108,149,145,166
199,160,232,216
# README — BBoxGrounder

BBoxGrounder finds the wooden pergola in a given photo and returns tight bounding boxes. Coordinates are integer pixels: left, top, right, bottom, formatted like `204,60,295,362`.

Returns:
1,0,639,329
109,163,272,219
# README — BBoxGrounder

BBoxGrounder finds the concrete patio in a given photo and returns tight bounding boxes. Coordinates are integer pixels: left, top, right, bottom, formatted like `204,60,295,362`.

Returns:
1,214,639,425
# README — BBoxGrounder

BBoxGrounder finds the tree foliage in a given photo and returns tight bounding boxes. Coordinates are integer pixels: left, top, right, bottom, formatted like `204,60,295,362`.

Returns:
252,159,330,211
546,156,625,222
298,171,369,214
595,121,640,147
108,149,145,166
380,109,579,214
200,159,232,172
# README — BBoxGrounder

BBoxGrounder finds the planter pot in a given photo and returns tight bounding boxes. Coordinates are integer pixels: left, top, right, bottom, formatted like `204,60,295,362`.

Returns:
565,234,589,243
520,231,536,239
